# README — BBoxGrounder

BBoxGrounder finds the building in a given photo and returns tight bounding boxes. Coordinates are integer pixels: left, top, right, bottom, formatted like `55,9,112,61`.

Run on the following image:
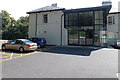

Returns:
27,4,66,46
0,14,2,39
27,2,112,47
107,12,120,39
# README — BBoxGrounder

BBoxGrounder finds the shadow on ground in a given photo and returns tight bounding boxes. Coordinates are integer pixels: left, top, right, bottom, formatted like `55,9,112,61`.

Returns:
43,46,100,56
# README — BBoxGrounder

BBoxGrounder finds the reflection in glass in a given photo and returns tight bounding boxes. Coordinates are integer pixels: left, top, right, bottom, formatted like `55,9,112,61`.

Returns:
65,10,106,46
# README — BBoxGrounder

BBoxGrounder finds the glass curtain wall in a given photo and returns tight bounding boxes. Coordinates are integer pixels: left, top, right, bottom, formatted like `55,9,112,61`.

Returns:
78,12,94,45
65,10,106,46
94,11,107,46
67,13,79,45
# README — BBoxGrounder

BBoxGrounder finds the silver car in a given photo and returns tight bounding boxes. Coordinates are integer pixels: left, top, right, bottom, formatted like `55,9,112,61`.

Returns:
2,39,37,52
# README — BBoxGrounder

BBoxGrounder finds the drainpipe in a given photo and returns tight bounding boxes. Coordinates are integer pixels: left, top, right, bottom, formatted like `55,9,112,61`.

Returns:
35,13,38,37
61,14,64,46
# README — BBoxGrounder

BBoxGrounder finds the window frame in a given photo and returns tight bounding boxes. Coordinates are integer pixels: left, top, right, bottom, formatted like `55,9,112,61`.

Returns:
112,16,115,24
108,16,115,25
43,14,48,23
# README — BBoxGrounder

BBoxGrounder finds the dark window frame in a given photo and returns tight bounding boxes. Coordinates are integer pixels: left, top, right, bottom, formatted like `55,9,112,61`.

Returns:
108,16,115,25
43,14,48,23
112,16,115,24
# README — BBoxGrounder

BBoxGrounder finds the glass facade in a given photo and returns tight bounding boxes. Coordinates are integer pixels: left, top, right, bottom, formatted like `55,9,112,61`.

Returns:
64,6,111,47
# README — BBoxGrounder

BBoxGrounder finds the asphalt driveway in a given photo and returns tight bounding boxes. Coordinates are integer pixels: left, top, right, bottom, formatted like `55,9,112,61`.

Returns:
43,46,100,56
2,46,118,79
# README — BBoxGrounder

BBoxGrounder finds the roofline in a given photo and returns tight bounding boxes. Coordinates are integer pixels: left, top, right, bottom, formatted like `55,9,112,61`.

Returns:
27,5,112,14
64,5,112,13
109,12,120,14
27,8,65,14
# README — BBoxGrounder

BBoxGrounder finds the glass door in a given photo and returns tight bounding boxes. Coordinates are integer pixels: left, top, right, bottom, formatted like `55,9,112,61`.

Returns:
85,30,94,45
79,30,93,46
68,27,79,45
79,31,86,45
68,28,94,46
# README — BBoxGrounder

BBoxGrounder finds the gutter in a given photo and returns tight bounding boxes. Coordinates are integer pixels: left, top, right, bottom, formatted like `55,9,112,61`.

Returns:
35,13,38,37
61,14,64,46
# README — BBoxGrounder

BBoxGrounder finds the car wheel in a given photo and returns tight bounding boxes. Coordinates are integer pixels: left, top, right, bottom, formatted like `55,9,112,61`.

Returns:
37,44,41,48
2,45,6,51
19,47,24,53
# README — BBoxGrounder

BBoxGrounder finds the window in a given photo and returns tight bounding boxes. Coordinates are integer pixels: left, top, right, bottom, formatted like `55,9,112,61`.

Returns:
108,16,115,25
10,40,16,44
15,40,24,44
112,16,115,24
95,11,103,25
43,14,48,23
108,16,112,25
65,12,94,27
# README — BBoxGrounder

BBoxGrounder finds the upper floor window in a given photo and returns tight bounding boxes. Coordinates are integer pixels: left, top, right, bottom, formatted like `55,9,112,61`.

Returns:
108,16,115,25
43,14,48,23
112,16,115,24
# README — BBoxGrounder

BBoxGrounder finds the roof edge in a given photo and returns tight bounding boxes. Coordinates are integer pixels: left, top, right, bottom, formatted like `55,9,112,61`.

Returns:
27,8,65,14
109,12,120,14
64,5,112,13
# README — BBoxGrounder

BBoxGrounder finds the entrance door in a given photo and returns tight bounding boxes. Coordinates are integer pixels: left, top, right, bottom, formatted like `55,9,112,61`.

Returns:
68,29,94,46
79,31,86,45
79,30,93,46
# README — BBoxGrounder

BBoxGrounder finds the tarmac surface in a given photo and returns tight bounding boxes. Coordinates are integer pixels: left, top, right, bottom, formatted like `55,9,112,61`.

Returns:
2,46,118,78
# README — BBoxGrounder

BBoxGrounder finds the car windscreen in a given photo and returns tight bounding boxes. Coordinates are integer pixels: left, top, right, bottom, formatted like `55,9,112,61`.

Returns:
7,40,12,43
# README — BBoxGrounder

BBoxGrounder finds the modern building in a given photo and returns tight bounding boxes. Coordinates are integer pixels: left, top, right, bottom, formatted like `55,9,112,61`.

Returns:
27,2,112,47
107,12,120,39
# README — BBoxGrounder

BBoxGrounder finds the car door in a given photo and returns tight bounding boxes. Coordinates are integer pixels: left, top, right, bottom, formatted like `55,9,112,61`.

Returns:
14,40,24,50
7,40,16,50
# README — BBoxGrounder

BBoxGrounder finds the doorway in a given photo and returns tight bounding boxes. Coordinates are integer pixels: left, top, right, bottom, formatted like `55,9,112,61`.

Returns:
79,30,93,46
68,29,94,46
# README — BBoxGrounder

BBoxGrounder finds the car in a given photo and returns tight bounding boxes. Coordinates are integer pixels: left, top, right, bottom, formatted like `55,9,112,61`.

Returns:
28,37,47,48
108,38,120,48
2,39,37,52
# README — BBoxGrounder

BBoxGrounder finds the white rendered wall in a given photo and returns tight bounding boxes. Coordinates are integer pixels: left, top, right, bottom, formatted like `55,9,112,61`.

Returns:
107,13,119,39
28,13,37,38
29,11,68,46
107,14,119,33
118,14,120,38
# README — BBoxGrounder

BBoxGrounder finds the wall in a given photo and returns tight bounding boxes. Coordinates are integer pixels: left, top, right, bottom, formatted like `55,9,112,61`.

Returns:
29,11,68,46
107,14,118,32
0,14,2,39
107,13,119,39
118,13,120,38
28,13,37,38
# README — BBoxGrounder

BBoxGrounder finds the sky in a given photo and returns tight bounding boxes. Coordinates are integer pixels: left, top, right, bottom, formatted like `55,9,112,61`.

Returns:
0,0,119,20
